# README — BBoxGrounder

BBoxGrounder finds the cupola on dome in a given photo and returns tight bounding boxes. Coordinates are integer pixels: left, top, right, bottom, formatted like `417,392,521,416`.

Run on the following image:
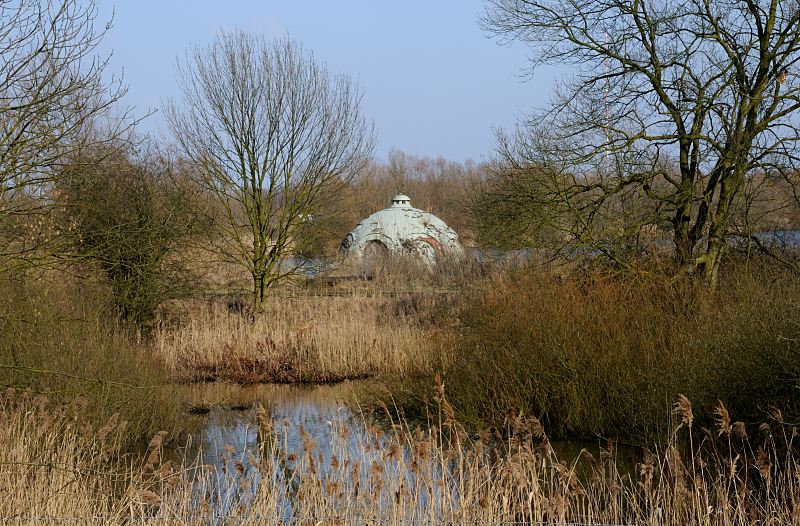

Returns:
340,194,463,265
390,194,412,207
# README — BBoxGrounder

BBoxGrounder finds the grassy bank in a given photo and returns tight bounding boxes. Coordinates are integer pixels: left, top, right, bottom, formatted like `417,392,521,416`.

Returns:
396,261,800,440
4,387,799,524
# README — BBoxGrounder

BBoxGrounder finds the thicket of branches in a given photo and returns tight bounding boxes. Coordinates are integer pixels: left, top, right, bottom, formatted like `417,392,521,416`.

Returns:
0,0,134,272
58,143,207,326
1,0,799,319
480,0,800,284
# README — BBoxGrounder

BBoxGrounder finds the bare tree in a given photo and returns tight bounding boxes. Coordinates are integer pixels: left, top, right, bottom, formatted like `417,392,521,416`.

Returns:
0,0,132,271
167,32,374,311
483,0,800,286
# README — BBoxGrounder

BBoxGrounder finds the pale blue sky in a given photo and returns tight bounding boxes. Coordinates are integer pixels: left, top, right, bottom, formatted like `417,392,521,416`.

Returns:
97,1,559,162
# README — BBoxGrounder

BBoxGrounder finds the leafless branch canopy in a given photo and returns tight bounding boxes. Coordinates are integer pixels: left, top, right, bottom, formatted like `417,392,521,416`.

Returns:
483,0,800,283
167,32,374,308
0,0,130,191
0,0,134,270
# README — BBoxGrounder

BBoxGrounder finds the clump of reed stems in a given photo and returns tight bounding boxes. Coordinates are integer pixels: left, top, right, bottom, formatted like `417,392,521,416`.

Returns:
418,263,800,439
154,288,442,384
0,388,126,521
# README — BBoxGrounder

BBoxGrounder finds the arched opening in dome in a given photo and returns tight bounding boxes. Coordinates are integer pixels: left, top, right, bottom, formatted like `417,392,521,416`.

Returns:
363,240,389,261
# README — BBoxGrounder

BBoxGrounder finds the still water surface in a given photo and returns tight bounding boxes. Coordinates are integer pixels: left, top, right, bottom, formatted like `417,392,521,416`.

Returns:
163,382,645,519
173,382,636,485
172,382,432,518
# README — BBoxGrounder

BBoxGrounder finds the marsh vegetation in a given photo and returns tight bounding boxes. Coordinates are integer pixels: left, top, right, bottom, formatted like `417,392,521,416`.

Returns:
2,0,800,524
5,374,800,525
4,255,800,524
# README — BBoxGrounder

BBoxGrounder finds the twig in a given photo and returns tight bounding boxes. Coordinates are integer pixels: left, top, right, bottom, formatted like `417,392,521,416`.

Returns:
0,364,163,390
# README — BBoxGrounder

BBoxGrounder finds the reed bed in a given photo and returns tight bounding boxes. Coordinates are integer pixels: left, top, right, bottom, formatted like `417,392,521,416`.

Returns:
0,389,126,522
409,263,800,439
4,387,800,525
154,289,441,384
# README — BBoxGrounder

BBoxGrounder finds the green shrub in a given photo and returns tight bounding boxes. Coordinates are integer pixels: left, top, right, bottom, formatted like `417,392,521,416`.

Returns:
58,144,205,327
0,271,184,444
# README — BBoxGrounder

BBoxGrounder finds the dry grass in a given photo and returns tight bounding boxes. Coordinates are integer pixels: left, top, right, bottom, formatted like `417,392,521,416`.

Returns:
405,262,800,440
5,387,800,525
0,390,126,521
154,288,443,384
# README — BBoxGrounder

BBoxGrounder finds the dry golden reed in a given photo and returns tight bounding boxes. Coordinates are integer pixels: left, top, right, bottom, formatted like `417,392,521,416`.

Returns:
4,388,800,525
154,288,439,383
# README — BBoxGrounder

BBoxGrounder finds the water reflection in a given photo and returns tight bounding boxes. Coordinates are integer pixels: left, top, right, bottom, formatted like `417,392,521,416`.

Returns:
177,383,378,517
192,382,360,468
170,381,641,520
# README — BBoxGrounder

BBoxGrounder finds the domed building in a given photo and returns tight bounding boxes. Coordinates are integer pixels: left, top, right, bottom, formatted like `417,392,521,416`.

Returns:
340,194,464,265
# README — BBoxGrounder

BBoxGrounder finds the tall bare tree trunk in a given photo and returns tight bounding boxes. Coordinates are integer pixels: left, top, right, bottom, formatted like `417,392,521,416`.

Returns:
701,168,745,289
482,0,800,288
252,271,267,315
673,208,694,267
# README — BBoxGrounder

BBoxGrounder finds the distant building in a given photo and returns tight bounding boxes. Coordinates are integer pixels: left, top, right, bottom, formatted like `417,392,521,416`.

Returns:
340,194,463,265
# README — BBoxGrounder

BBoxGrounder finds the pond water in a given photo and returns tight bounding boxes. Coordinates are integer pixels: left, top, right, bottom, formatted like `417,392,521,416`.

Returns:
171,381,462,519
175,382,373,518
187,382,361,466
172,382,638,494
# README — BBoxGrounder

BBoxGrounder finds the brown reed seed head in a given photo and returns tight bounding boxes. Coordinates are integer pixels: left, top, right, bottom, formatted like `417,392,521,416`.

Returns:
136,489,161,506
756,447,771,479
97,412,120,441
674,394,694,428
770,406,784,424
715,401,731,436
729,454,740,478
434,373,446,402
148,430,168,450
733,421,747,440
387,442,401,461
531,416,545,439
